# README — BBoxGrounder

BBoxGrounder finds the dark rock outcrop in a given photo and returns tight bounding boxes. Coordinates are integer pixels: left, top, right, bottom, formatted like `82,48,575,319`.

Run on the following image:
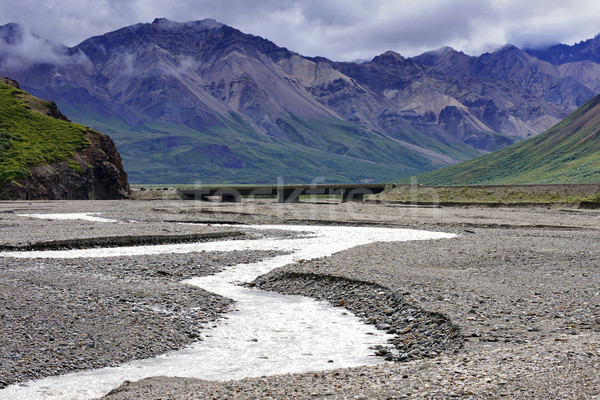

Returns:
0,131,130,200
0,78,130,200
1,76,19,88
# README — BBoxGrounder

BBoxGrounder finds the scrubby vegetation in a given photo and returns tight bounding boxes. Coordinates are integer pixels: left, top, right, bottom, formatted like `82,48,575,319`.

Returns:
379,184,600,205
0,82,90,184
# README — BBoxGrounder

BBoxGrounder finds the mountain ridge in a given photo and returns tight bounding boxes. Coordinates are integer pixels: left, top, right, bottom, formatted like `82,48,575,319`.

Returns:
524,34,600,65
2,19,599,183
406,92,600,185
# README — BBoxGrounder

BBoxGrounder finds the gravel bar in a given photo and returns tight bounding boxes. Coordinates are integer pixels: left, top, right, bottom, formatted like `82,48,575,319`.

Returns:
1,199,599,398
0,231,245,251
100,200,599,399
0,250,285,386
252,272,463,362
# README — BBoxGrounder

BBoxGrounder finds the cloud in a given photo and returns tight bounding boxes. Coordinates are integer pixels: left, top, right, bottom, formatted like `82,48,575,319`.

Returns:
1,0,600,61
0,23,89,70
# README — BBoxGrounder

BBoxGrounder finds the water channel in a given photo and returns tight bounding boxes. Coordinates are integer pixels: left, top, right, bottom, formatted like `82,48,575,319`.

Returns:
1,218,454,400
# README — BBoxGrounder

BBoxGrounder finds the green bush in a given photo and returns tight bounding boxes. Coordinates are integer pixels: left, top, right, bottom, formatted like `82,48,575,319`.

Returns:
0,83,91,184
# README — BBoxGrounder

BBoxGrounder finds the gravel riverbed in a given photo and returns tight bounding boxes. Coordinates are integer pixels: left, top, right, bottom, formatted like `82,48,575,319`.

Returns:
1,199,599,398
103,222,600,399
0,250,285,386
252,272,463,363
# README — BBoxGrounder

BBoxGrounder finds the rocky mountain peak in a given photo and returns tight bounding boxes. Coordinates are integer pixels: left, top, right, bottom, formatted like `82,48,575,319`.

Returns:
414,46,470,68
0,22,24,45
524,32,600,64
494,43,519,53
428,46,461,58
150,18,225,32
479,44,528,61
475,44,535,71
368,50,417,73
372,50,405,63
74,17,290,65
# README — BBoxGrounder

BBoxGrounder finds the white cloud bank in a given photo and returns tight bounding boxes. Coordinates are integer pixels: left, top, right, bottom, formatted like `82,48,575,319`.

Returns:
0,23,89,69
1,0,599,61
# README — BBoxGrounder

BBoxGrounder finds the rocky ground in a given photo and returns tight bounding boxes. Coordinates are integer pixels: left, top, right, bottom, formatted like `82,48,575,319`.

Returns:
0,199,599,398
0,201,297,386
0,250,286,386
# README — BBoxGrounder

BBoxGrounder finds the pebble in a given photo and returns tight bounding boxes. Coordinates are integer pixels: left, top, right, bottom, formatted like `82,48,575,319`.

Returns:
0,246,284,385
1,200,599,399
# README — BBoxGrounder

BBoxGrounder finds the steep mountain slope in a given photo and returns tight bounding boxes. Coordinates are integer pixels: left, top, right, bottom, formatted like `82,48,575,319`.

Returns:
409,93,600,184
0,78,130,199
414,45,595,132
1,19,600,183
524,34,600,65
2,20,453,183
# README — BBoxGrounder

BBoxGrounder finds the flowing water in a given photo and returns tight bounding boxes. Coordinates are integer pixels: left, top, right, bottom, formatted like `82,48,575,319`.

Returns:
16,213,120,223
0,219,454,400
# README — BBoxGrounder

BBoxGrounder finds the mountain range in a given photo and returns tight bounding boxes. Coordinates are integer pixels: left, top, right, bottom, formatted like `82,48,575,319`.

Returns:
409,91,600,185
1,18,600,184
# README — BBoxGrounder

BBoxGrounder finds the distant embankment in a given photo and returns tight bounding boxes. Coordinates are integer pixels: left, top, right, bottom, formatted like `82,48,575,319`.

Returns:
376,183,600,207
176,184,388,203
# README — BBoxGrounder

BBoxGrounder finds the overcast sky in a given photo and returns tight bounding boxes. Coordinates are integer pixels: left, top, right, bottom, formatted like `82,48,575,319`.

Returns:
1,0,600,61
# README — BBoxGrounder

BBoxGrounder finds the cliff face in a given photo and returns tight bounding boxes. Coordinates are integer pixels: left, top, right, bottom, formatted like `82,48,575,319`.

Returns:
0,78,130,200
0,132,130,200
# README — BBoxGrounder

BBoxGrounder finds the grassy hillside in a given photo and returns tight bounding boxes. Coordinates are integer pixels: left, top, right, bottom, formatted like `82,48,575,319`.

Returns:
408,94,600,185
57,101,481,185
0,81,90,184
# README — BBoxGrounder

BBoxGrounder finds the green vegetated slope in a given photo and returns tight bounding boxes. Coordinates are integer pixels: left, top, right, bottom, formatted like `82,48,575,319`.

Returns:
59,101,473,185
410,93,600,185
0,82,90,184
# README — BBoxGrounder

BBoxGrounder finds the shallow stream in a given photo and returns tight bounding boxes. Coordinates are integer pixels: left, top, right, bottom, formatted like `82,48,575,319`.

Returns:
1,218,454,400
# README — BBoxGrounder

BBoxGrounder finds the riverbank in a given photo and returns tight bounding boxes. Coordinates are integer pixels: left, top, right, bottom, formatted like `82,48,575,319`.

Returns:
1,200,599,398
131,183,600,207
102,202,600,399
376,183,600,206
0,248,288,386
